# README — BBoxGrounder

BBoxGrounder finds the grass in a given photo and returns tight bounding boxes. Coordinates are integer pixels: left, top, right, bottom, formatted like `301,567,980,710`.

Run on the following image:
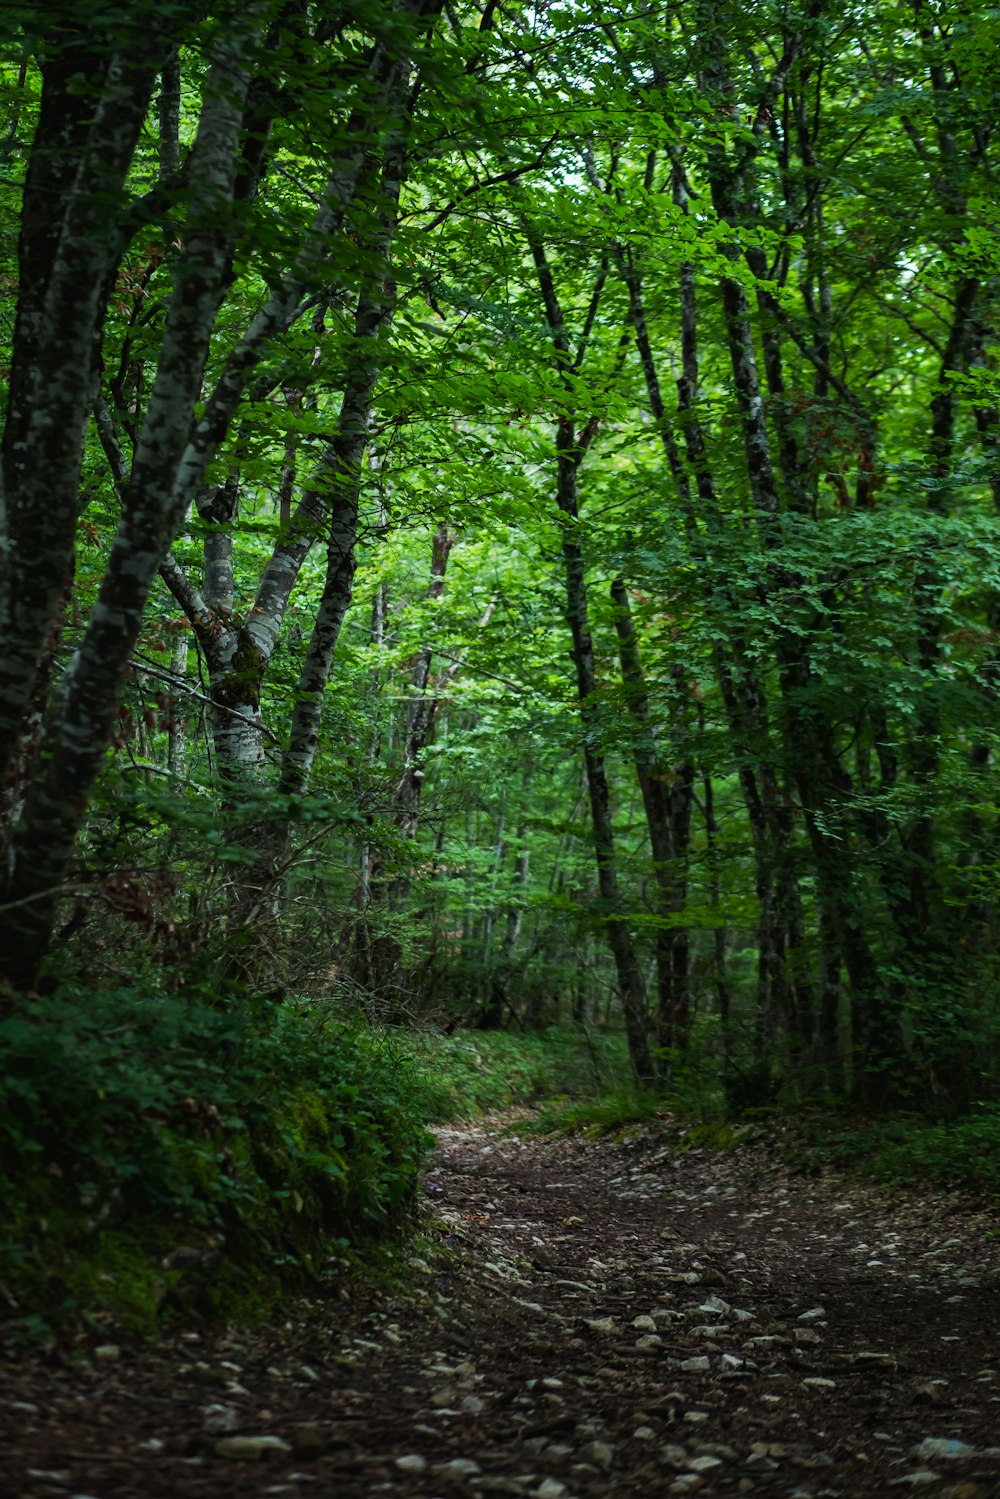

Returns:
399,1025,634,1119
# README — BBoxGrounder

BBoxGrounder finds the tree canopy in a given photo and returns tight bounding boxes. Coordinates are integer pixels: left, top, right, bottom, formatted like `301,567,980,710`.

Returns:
1,0,999,1114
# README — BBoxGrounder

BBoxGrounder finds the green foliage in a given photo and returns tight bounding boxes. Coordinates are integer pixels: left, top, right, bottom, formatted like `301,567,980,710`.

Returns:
400,1026,633,1120
0,984,433,1334
5,0,1000,1169
783,1108,1000,1198
862,1112,1000,1196
524,1088,667,1137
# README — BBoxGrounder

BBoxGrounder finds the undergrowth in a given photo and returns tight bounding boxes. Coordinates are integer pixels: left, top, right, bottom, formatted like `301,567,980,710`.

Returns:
0,984,434,1339
6,992,997,1346
400,1026,633,1119
786,1107,1000,1197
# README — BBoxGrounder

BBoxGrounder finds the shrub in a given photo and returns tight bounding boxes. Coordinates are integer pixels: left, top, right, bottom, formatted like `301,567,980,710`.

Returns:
0,983,433,1334
400,1025,633,1119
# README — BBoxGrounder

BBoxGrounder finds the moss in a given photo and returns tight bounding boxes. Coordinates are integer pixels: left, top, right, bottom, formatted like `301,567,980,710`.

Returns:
683,1120,742,1151
213,626,266,710
63,1233,179,1335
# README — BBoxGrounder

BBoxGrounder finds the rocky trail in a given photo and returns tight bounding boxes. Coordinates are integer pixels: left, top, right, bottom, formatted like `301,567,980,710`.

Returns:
3,1119,1000,1499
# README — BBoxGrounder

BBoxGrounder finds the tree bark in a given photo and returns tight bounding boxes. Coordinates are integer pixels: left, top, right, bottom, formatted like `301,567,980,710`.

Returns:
0,11,263,986
556,422,653,1085
610,577,694,1068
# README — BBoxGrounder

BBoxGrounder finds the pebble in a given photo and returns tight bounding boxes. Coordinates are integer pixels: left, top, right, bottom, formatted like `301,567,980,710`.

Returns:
890,1474,940,1488
396,1453,429,1472
680,1357,711,1372
688,1455,724,1473
580,1441,614,1468
913,1439,976,1461
536,1480,568,1499
437,1458,483,1477
202,1403,241,1435
214,1436,292,1460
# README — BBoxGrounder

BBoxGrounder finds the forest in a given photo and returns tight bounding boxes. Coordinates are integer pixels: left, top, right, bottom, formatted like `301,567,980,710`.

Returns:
1,0,1000,1342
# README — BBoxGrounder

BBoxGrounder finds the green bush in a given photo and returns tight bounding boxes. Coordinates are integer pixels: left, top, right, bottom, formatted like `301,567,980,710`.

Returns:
0,984,434,1334
401,1025,633,1119
861,1109,1000,1195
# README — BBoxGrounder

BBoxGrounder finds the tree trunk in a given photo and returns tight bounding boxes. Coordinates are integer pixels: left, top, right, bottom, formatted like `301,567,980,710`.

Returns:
556,421,653,1085
0,13,263,986
610,577,693,1069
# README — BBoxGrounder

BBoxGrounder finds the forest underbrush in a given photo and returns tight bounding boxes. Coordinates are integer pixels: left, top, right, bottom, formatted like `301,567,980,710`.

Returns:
4,989,998,1347
0,982,435,1342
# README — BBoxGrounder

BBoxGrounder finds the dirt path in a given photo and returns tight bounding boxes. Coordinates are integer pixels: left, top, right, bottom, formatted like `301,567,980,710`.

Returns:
3,1120,1000,1498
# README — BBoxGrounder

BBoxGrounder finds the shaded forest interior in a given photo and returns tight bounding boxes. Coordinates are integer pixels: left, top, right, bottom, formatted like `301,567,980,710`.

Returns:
2,0,1000,1328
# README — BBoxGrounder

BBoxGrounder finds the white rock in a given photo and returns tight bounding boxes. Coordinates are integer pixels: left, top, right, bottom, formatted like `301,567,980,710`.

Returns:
632,1315,657,1332
803,1378,836,1389
687,1455,724,1472
912,1438,975,1461
395,1454,429,1472
680,1357,711,1372
888,1473,940,1488
536,1480,568,1499
436,1458,482,1477
798,1307,826,1322
460,1394,486,1415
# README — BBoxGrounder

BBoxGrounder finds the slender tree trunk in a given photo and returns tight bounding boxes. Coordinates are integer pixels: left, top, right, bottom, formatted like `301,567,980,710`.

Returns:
556,422,653,1085
481,821,529,1028
167,630,189,785
610,577,693,1069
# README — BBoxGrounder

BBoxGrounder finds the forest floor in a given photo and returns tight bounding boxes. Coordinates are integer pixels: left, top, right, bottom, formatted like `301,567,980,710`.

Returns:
2,1117,1000,1499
